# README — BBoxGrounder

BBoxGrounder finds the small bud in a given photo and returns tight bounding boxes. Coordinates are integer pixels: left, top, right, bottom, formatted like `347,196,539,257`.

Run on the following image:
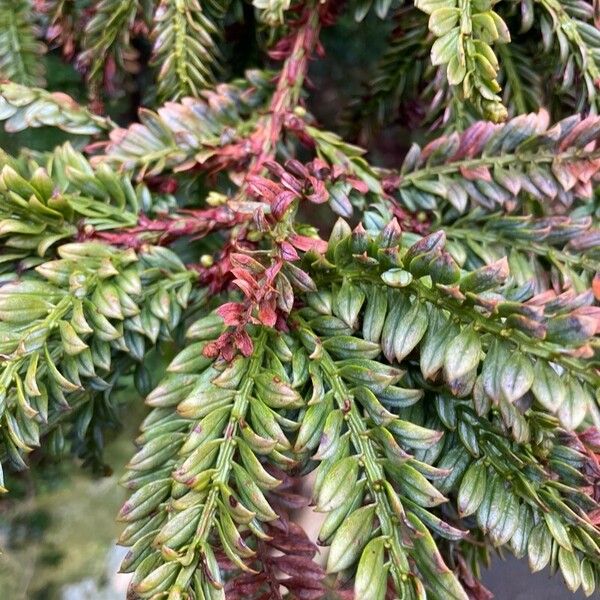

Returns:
378,218,402,248
200,254,214,268
404,231,446,264
483,99,508,123
327,218,352,252
459,257,509,293
206,191,227,206
428,252,461,284
351,223,368,254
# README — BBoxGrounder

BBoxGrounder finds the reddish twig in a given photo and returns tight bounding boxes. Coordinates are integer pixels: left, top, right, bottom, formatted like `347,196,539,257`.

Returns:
246,4,325,178
204,256,284,360
200,3,333,360
224,469,326,600
81,206,249,249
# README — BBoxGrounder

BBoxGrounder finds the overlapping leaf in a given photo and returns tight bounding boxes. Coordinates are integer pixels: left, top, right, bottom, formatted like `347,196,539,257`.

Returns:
0,0,46,86
397,111,600,214
93,71,274,177
0,82,112,134
150,0,229,102
0,242,195,475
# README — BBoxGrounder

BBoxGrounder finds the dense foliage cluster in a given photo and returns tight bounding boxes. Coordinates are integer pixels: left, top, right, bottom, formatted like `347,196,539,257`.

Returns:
0,1,599,599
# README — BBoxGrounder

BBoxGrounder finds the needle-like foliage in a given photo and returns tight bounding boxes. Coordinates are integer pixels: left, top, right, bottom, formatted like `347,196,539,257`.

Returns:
0,2,599,599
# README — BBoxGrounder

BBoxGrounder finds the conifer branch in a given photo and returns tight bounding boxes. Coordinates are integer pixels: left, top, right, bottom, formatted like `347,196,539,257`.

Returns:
150,0,229,102
246,3,323,176
496,41,544,116
97,3,326,179
309,219,599,395
94,72,275,177
0,143,161,274
89,207,248,249
79,0,139,100
118,324,300,598
43,0,82,60
0,82,114,134
1,3,600,599
537,0,600,111
344,9,432,141
415,0,510,121
394,111,600,214
0,0,46,86
0,242,196,478
303,332,420,597
445,212,600,290
433,399,600,591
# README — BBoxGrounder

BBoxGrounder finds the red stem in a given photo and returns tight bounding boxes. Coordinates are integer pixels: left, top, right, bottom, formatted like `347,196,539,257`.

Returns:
246,5,323,177
83,206,248,249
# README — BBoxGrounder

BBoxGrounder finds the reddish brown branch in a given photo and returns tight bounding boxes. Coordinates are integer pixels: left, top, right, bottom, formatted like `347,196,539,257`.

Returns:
204,256,284,360
224,469,326,600
81,206,249,249
246,4,325,177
